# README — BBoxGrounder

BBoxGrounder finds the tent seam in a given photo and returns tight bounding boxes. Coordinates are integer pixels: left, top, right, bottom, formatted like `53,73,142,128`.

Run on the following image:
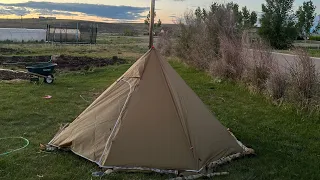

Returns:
155,50,198,167
139,49,152,79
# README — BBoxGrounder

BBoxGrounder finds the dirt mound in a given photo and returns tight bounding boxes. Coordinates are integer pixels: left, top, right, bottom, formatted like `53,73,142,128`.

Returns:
0,55,127,80
56,55,126,71
0,55,126,71
0,69,30,80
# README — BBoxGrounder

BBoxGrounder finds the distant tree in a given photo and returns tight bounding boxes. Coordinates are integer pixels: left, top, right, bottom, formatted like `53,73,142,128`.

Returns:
144,11,162,28
194,7,209,21
210,2,219,14
241,6,257,28
123,29,137,36
226,3,257,29
157,19,162,28
195,7,202,20
202,8,208,19
250,11,257,27
296,1,316,39
195,2,256,30
242,6,251,27
223,2,244,28
259,0,297,49
233,3,243,27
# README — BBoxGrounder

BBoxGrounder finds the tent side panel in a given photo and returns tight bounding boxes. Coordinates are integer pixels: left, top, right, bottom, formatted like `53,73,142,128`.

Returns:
49,79,138,162
158,50,243,169
49,50,151,163
103,50,196,170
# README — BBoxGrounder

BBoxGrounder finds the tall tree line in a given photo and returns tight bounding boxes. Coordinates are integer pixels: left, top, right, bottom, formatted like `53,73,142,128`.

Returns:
194,0,318,50
195,3,258,30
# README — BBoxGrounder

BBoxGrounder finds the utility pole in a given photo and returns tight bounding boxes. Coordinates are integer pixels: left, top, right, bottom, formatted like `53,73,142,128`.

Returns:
76,22,79,43
148,0,155,49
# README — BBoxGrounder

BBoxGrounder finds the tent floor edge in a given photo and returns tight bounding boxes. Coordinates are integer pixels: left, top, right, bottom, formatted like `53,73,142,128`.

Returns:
95,141,255,180
96,144,255,180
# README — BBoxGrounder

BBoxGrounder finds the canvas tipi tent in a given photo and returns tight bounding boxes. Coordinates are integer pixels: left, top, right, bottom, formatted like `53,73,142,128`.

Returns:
48,48,253,174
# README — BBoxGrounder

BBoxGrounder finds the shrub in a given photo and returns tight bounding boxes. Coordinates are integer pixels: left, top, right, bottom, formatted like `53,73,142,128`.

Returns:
156,31,172,56
175,11,213,70
175,5,241,71
287,49,319,109
244,39,274,91
123,29,137,36
213,33,244,80
266,63,288,100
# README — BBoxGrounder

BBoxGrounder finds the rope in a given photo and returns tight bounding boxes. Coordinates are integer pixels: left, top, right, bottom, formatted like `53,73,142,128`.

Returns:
0,137,29,156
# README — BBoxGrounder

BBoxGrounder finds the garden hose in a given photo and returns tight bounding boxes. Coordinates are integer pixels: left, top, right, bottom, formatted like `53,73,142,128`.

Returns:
0,137,29,156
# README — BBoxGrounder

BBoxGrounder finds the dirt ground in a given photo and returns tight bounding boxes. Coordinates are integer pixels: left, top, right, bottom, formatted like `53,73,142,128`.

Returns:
0,55,125,67
0,55,126,80
0,69,30,80
55,55,126,70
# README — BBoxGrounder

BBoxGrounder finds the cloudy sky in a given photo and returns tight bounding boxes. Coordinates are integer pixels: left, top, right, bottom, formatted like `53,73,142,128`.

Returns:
0,0,319,23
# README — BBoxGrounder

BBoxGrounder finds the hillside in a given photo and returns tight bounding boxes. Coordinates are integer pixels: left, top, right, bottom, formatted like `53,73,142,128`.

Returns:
0,19,177,34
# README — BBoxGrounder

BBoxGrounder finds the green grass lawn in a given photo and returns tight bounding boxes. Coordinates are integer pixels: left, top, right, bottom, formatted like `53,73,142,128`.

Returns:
308,49,320,58
0,61,319,180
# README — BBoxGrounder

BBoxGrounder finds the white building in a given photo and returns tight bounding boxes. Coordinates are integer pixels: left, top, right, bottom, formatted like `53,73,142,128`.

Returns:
0,28,47,42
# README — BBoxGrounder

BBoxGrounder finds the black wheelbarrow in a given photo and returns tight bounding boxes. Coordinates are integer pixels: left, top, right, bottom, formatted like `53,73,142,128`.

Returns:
26,62,57,84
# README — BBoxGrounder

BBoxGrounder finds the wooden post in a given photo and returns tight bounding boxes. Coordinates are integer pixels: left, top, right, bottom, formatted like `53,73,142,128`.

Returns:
148,0,155,49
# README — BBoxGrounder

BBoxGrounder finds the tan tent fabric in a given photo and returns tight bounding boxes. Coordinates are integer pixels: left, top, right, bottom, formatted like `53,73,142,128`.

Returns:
49,48,244,172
